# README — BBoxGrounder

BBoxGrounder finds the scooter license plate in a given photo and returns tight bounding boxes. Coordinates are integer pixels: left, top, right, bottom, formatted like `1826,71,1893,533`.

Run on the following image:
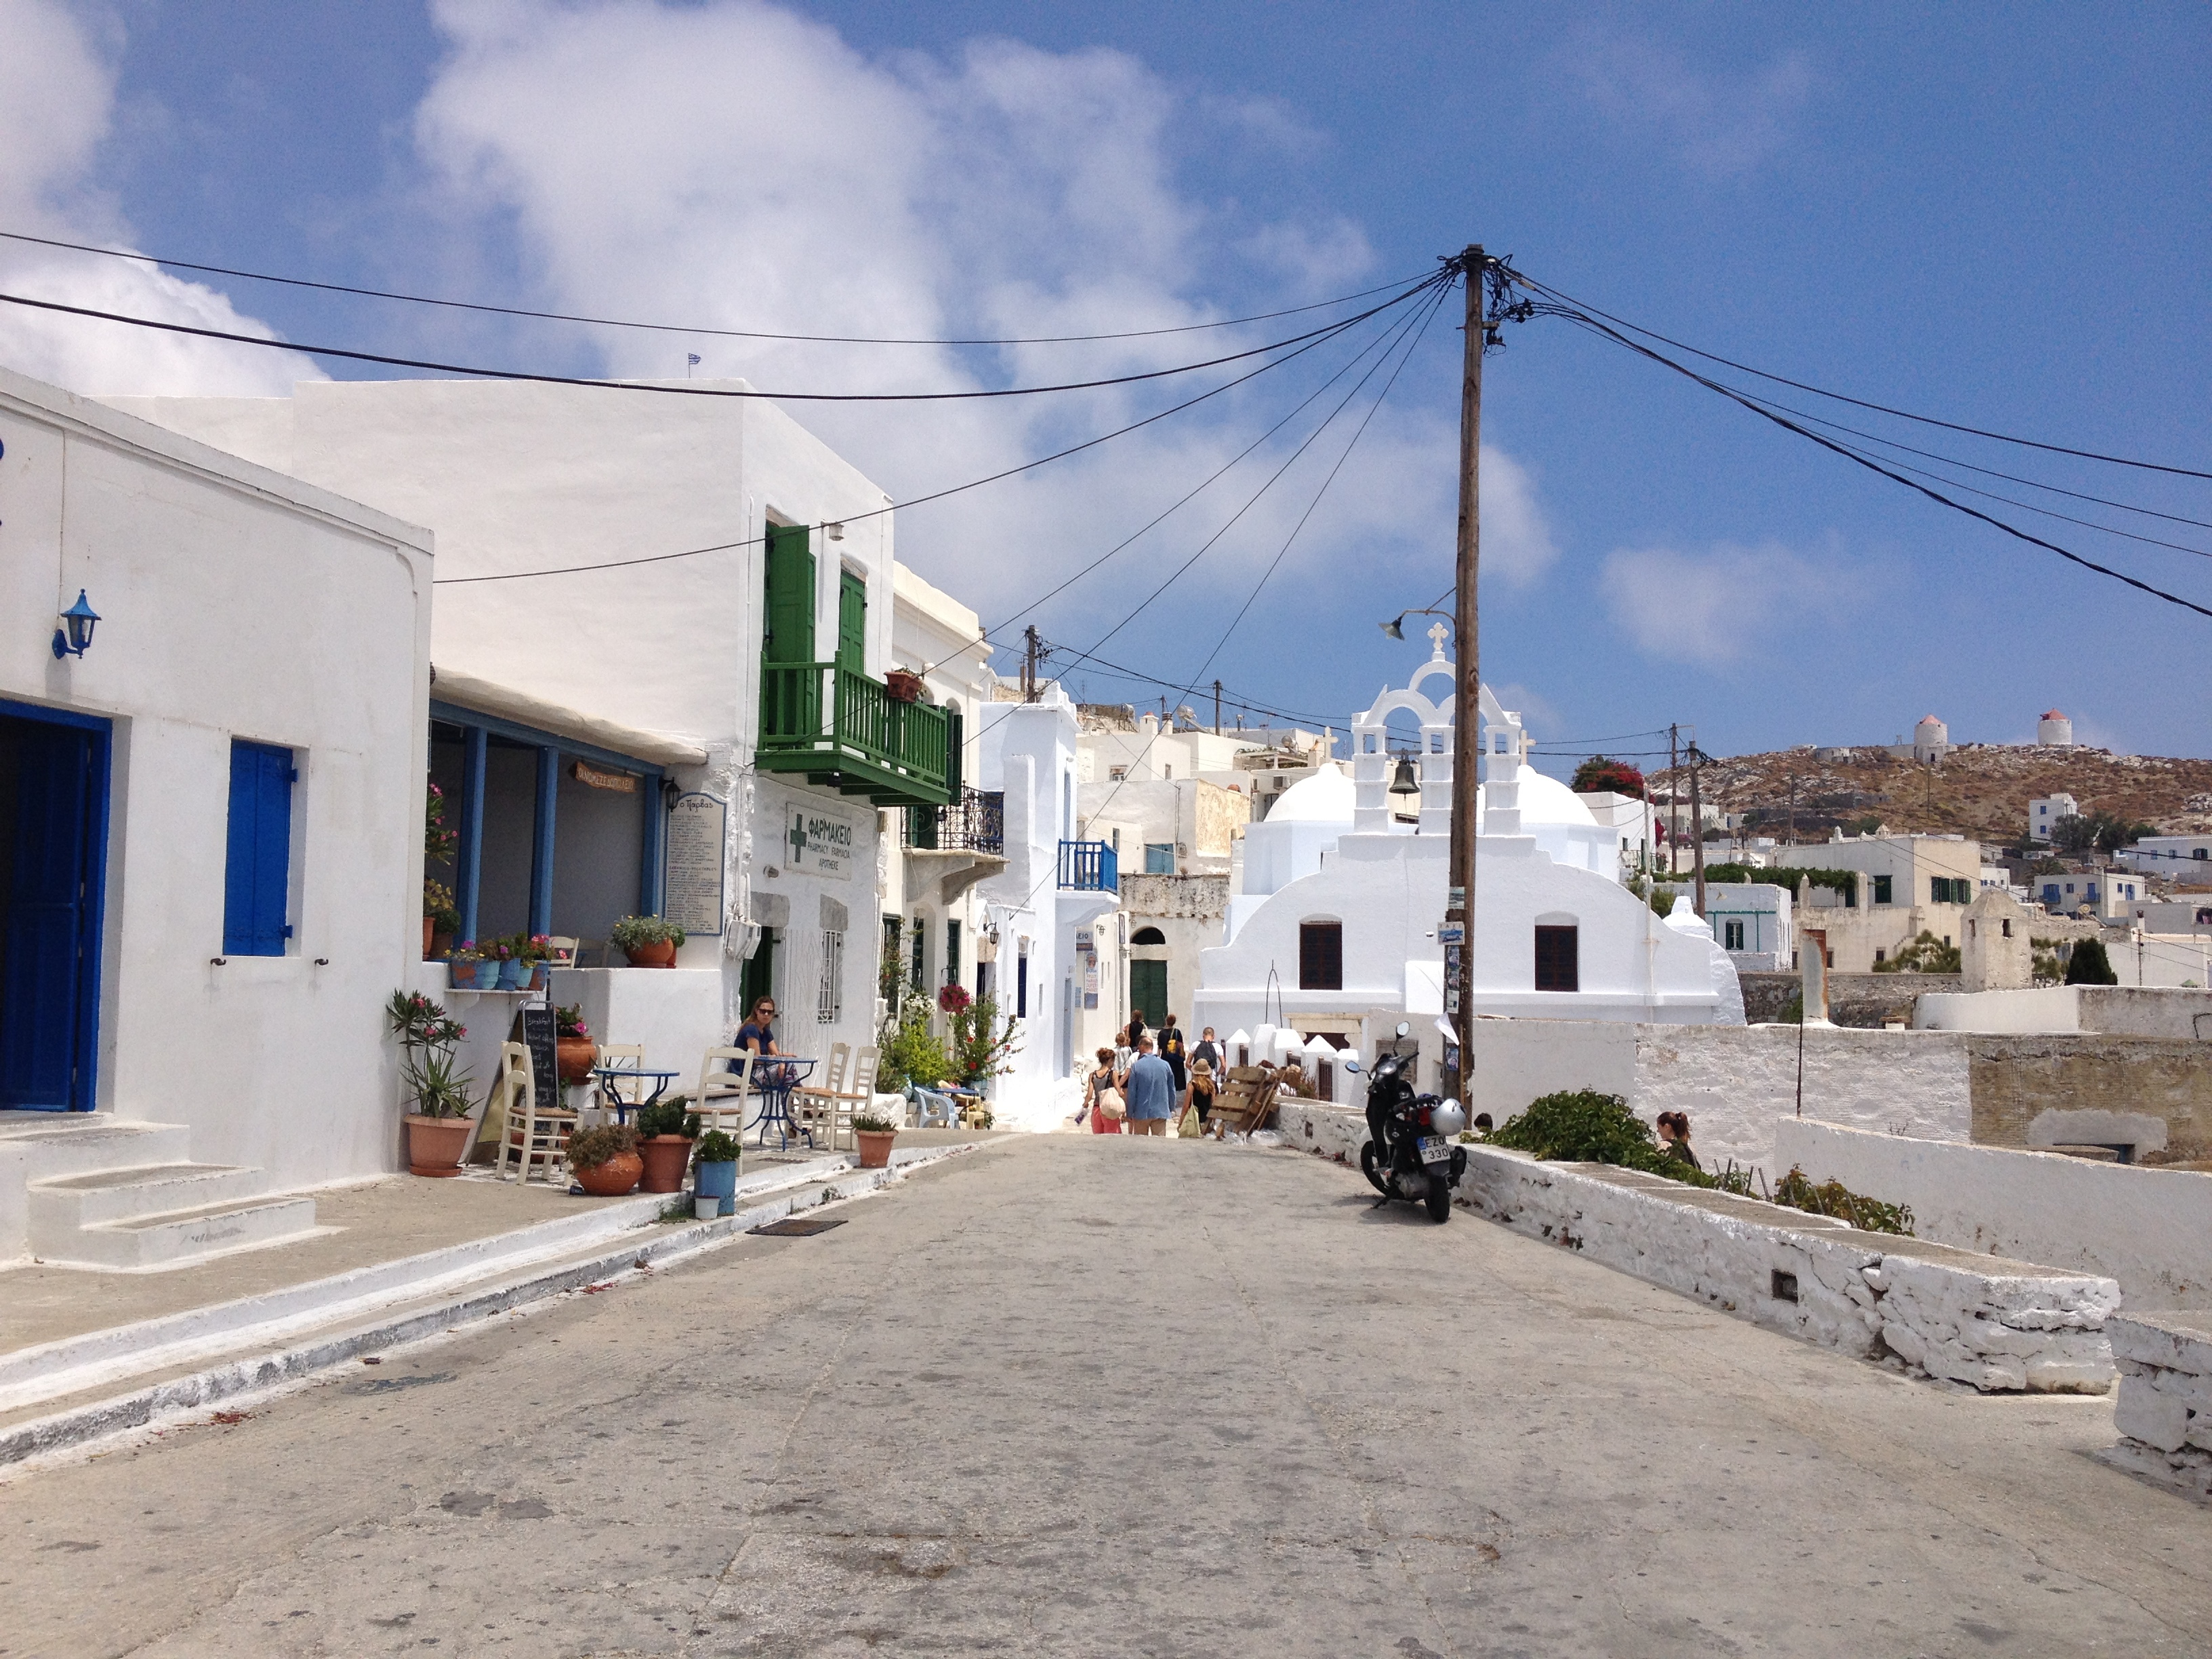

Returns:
1418,1135,1451,1165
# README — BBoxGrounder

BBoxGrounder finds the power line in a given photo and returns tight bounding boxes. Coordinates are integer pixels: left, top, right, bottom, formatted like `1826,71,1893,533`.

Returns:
1523,295,2212,621
0,226,1434,348
1505,266,2212,482
437,279,1433,585
0,276,1440,405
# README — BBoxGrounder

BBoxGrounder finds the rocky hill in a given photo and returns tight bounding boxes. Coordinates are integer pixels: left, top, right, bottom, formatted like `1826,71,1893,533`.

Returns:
1653,744,2212,848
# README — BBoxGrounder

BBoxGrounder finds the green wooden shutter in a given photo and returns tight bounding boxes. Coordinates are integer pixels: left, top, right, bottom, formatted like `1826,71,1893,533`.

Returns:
763,525,815,665
836,569,866,674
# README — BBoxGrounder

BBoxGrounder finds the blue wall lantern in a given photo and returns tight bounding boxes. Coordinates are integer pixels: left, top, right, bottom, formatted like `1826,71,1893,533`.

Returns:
52,590,100,659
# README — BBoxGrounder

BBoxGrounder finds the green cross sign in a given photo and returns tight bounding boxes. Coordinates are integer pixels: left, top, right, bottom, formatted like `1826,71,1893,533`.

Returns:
789,811,808,865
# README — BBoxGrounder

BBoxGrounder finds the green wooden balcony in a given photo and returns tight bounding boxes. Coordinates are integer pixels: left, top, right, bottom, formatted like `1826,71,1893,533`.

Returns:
756,662,954,807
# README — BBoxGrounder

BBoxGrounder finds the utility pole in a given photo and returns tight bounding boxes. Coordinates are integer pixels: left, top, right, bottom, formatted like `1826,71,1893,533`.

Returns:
1667,724,1680,876
1688,741,1708,919
1213,679,1223,735
1448,245,1485,1109
1021,626,1039,703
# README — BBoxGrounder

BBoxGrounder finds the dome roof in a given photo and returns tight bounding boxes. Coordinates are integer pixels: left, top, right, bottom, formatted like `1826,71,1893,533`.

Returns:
1511,769,1598,827
1267,761,1355,823
2041,708,2068,720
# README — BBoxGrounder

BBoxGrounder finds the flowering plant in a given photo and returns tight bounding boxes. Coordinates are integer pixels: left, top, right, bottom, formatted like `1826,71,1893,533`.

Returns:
449,939,483,962
425,782,458,863
422,878,459,931
555,1002,591,1040
385,989,474,1119
937,983,972,1016
520,933,558,964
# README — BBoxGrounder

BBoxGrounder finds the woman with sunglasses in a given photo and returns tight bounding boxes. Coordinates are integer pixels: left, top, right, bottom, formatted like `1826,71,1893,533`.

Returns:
737,995,795,1084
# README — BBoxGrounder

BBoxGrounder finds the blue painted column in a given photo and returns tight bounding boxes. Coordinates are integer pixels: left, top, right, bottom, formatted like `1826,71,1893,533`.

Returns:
530,745,559,937
639,773,666,917
455,726,487,946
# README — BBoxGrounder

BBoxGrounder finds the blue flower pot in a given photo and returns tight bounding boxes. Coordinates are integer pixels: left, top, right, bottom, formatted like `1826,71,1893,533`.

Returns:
498,958,524,991
694,1159,739,1216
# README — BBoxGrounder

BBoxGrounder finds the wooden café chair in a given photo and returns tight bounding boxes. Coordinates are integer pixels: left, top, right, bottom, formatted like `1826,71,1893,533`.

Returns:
493,1041,575,1185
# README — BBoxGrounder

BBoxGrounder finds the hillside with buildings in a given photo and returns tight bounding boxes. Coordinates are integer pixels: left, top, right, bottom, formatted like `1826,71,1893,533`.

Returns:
1657,742,2212,848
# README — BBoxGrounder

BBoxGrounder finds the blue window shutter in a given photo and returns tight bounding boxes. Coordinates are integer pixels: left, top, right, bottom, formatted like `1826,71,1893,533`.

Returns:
224,741,293,955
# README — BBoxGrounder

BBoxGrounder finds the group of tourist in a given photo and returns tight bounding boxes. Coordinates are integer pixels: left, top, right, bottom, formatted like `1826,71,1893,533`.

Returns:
1078,1012,1223,1136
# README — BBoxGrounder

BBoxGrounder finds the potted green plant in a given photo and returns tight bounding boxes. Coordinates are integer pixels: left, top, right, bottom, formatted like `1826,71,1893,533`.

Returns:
424,879,459,959
447,939,484,990
693,1127,741,1215
568,1122,642,1196
634,1094,695,1193
852,1107,900,1169
610,914,685,968
554,1003,598,1083
481,935,518,990
386,989,476,1175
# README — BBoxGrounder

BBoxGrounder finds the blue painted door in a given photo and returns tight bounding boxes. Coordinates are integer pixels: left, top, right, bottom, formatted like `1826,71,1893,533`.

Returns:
0,720,102,1109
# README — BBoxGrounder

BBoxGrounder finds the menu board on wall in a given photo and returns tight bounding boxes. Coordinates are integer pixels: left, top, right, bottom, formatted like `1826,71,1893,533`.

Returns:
665,792,726,937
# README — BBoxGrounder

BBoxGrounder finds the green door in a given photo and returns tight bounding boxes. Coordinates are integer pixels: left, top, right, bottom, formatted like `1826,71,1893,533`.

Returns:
836,569,866,674
763,526,815,664
1130,959,1167,1030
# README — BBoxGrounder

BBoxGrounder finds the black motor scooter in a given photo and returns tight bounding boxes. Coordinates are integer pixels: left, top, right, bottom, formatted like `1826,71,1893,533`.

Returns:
1344,1022,1467,1223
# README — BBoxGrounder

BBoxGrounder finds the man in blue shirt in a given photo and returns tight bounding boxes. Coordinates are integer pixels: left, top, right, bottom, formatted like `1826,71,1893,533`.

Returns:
1122,1036,1176,1136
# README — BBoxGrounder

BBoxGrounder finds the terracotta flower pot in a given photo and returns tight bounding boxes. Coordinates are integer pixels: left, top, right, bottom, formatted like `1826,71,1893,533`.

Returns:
432,931,454,960
624,939,678,968
422,917,435,958
638,1135,693,1193
556,1036,598,1084
405,1113,472,1177
573,1151,642,1196
855,1129,897,1170
885,670,924,703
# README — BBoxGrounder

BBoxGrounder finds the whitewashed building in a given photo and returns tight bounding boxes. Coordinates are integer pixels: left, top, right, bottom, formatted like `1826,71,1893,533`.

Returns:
1190,636,1741,1103
1,365,430,1265
115,377,956,1110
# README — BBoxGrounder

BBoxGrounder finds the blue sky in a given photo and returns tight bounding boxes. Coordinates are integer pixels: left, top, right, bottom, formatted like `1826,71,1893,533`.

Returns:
9,0,2209,769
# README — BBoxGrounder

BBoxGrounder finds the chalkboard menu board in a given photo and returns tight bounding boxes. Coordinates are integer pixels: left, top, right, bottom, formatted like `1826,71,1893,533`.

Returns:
518,1002,559,1110
665,792,726,937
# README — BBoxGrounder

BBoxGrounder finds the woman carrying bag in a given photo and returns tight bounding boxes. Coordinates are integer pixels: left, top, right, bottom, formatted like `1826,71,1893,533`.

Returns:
1179,1055,1218,1138
1086,1046,1126,1134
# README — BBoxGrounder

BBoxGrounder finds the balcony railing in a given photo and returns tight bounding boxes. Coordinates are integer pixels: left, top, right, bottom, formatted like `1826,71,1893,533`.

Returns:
1058,839,1118,893
758,662,954,807
905,788,1004,853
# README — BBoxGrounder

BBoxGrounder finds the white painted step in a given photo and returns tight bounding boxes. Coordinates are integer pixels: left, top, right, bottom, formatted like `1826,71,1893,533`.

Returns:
28,1163,271,1239
0,1118,194,1181
39,1193,323,1271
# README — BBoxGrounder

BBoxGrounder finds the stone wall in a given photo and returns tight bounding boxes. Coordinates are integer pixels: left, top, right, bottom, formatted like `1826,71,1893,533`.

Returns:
1776,1119,2212,1307
2106,1312,2212,1499
1269,1101,2118,1393
1967,1036,2212,1160
1740,971,1961,1027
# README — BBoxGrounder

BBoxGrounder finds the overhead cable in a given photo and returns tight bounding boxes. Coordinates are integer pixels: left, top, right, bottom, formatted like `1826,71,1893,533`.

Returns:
0,227,1435,348
1504,267,2212,482
0,276,1442,404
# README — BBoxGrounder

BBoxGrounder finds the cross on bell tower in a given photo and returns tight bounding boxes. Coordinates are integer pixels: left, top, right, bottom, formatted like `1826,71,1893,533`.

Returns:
1427,619,1450,659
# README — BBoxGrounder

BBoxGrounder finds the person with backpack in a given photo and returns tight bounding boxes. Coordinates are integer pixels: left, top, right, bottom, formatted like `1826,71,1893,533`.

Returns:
1157,1014,1188,1091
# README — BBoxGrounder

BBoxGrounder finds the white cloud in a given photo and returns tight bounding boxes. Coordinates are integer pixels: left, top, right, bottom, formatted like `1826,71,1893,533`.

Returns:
1563,33,1814,180
409,0,1546,636
1479,445,1557,588
1598,539,1837,665
0,0,319,395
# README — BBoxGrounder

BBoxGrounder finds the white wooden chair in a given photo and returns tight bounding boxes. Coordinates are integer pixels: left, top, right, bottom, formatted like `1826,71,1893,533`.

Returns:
695,1046,755,1140
493,1041,575,1184
793,1042,850,1149
803,1044,879,1151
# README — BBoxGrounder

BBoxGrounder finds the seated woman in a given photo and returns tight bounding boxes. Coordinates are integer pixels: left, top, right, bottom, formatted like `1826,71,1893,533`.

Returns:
735,996,797,1086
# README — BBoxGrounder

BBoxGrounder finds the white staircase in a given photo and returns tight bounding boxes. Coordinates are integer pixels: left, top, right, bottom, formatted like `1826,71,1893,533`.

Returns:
0,1113,323,1271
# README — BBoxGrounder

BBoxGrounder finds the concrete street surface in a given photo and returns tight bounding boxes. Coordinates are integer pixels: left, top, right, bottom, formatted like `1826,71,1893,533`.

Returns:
1,1136,2205,1656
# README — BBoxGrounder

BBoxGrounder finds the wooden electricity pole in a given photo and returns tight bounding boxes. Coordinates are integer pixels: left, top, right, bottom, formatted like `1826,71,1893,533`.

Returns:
1448,246,1485,1106
1021,625,1040,703
1688,741,1708,918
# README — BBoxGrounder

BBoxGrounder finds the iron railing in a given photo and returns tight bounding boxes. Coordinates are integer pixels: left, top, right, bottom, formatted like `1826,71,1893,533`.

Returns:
757,661,953,805
905,788,1004,853
1058,839,1118,893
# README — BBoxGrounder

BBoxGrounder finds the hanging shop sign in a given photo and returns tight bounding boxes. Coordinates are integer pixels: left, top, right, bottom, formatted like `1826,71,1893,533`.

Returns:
571,760,638,793
785,802,858,880
665,792,726,937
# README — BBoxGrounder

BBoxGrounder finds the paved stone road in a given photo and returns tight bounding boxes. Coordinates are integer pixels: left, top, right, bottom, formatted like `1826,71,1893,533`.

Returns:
2,1137,2206,1656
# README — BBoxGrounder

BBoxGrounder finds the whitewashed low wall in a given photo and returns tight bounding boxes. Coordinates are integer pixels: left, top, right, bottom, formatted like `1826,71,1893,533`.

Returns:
1776,1119,2212,1307
1272,1100,2116,1393
2106,1312,2212,1499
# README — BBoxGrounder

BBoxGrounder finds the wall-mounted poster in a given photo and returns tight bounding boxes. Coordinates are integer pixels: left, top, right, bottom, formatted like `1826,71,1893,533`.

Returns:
665,792,726,937
784,801,858,880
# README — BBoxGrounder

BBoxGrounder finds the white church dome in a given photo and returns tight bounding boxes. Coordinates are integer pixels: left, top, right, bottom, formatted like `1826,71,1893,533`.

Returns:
1512,769,1598,827
1268,761,1355,823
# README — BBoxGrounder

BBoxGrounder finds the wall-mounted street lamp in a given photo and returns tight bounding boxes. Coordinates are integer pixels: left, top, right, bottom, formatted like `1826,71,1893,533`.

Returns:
1379,605,1452,641
52,590,100,659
